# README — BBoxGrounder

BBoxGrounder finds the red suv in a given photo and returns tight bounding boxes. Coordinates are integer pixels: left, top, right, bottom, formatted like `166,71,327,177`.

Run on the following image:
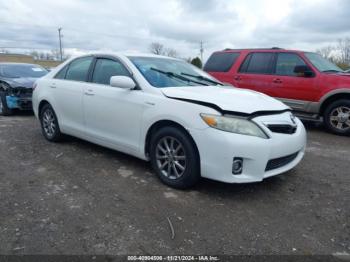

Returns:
204,48,350,135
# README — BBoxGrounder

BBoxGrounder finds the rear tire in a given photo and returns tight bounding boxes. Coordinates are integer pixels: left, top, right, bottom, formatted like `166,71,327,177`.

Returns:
323,99,350,136
150,126,200,189
39,103,63,142
0,91,13,116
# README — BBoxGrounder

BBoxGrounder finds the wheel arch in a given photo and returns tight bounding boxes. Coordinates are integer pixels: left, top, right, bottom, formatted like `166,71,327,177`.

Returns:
144,120,200,163
320,91,350,116
38,100,51,116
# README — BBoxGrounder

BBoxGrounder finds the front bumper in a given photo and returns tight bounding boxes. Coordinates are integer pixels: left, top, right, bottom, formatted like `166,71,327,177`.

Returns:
6,95,33,110
189,115,306,183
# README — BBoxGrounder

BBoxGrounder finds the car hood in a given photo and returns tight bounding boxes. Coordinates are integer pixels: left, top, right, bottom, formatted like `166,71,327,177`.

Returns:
2,77,37,89
337,72,350,79
322,72,350,85
323,72,350,78
161,85,289,115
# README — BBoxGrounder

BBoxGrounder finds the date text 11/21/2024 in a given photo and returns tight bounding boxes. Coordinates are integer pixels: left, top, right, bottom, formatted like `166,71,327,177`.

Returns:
127,255,220,261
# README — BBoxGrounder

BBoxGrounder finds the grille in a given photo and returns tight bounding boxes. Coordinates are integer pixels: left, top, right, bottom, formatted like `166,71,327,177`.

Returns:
267,124,297,134
265,152,299,171
19,88,33,96
12,87,33,97
18,99,32,110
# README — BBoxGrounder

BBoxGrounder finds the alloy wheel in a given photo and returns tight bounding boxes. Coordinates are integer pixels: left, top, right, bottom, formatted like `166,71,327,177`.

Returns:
156,136,187,180
329,106,350,131
42,109,56,137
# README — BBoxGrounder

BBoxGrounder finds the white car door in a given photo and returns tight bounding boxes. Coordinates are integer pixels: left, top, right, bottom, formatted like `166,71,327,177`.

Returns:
52,56,94,135
83,57,145,154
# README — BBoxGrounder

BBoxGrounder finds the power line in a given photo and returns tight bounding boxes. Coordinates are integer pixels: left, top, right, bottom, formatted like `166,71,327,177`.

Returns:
0,20,208,50
0,20,155,42
0,20,208,59
0,46,54,50
0,20,58,29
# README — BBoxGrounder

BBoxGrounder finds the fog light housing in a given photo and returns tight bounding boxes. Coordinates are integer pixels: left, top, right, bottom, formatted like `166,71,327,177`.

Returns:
232,157,243,175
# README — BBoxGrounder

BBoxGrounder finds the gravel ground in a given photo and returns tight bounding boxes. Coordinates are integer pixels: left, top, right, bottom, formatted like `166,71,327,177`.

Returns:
0,114,349,258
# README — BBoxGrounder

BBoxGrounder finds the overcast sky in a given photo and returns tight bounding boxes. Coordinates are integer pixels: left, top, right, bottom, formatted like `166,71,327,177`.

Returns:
0,0,349,60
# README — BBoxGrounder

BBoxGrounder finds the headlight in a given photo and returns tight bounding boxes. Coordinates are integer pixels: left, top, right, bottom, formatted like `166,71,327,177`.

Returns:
200,113,268,139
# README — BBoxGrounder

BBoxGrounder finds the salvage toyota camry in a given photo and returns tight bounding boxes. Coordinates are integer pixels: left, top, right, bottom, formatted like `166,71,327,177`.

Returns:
32,53,306,188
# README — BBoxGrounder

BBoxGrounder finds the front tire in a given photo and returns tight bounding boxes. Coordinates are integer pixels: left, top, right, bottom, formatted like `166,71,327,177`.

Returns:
39,103,63,142
150,126,200,189
0,91,13,116
323,99,350,136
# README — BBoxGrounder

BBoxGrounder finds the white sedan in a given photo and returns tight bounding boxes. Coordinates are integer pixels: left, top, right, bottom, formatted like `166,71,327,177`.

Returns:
32,53,306,189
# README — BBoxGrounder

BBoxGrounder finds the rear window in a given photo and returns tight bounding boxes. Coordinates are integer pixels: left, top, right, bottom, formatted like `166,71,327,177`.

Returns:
204,52,240,72
239,52,275,74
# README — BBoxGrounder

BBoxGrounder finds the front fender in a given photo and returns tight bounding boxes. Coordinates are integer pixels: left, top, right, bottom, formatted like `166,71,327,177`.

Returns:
139,97,217,158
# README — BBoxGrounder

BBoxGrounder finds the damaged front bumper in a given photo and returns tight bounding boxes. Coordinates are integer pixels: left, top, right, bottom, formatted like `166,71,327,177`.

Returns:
6,87,33,110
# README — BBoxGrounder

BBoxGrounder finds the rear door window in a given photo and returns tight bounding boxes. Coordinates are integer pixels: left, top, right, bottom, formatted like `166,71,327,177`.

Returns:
239,53,275,74
275,53,307,76
65,56,93,82
204,52,240,72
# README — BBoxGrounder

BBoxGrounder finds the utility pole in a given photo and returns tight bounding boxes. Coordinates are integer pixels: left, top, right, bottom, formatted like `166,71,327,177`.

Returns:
58,27,63,61
200,41,204,67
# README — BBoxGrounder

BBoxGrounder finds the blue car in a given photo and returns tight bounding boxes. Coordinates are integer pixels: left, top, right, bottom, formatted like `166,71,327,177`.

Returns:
0,63,48,116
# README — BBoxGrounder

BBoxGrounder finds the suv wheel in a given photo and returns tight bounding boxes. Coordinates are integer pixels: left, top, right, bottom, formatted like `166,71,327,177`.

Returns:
0,91,13,116
40,104,63,142
150,126,200,189
324,99,350,136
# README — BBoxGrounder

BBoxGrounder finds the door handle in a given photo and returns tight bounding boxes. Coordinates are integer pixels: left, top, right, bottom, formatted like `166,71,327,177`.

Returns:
50,84,56,88
273,78,282,84
234,76,242,81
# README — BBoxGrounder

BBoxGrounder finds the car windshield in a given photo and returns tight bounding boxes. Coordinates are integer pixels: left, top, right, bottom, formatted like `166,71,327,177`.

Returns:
304,52,343,73
128,56,222,88
0,64,48,78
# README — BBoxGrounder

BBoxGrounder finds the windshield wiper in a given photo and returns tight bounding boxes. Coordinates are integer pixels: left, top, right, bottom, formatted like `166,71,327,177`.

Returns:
150,68,209,86
181,72,223,86
322,70,343,73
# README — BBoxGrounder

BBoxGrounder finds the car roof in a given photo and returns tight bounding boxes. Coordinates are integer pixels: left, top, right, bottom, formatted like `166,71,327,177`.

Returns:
0,62,41,66
120,52,176,59
70,52,180,61
216,48,308,53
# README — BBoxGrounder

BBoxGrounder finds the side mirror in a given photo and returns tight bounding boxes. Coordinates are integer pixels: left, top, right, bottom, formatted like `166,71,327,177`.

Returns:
110,76,136,89
294,65,314,77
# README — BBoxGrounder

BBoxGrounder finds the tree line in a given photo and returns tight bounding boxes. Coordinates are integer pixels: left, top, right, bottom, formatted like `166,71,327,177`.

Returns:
29,50,70,61
2,39,349,70
149,42,203,68
150,38,350,71
316,38,350,70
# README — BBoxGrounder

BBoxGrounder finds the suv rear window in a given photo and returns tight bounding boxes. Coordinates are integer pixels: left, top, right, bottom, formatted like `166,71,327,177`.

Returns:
204,52,240,72
239,53,275,74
